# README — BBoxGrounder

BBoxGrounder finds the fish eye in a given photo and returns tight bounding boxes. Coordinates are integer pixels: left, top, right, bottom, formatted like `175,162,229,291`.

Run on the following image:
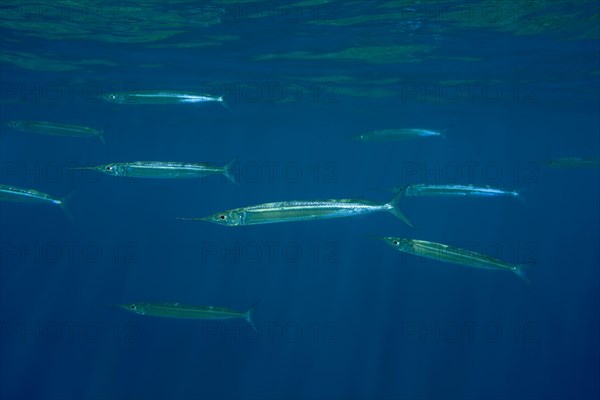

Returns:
106,166,112,171
110,94,116,99
219,215,226,220
130,305,136,310
393,241,398,245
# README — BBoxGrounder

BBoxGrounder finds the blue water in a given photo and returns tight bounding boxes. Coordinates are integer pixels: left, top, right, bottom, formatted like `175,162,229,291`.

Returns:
1,2,599,399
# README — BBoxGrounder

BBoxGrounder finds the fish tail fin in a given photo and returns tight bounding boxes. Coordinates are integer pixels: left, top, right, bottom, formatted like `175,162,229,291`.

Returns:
513,187,527,203
219,96,232,112
99,123,109,145
60,191,76,222
223,157,238,184
439,128,449,141
244,303,257,332
387,188,415,228
514,263,535,285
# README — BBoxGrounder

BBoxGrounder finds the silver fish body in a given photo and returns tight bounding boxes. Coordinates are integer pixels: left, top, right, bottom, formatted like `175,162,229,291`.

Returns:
0,184,62,206
356,128,445,141
6,120,104,142
100,91,225,105
546,157,599,168
183,190,413,227
76,160,236,183
118,303,255,326
0,184,71,219
377,237,530,283
396,184,520,198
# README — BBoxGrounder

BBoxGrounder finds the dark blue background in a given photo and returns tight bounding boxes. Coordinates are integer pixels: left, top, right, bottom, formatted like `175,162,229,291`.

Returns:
1,1,599,399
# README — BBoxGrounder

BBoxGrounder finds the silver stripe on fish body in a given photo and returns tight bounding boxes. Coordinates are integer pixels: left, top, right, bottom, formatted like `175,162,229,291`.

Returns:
117,303,256,329
355,128,445,141
100,91,225,105
6,120,104,142
376,236,531,283
401,184,519,198
0,184,62,205
73,159,237,183
0,184,72,219
180,190,414,227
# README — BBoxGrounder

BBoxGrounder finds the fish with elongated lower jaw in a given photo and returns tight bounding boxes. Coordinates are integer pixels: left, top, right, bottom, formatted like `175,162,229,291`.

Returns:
117,303,256,330
376,237,532,283
6,120,105,143
390,184,520,198
546,157,599,168
99,90,228,108
180,190,414,228
71,159,237,183
355,128,446,141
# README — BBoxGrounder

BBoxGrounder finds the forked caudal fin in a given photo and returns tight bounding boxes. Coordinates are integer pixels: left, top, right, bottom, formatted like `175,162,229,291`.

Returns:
223,157,238,184
60,192,75,222
99,123,109,145
513,187,527,203
386,188,415,228
244,303,257,332
439,128,449,141
513,263,534,285
218,96,232,112
59,191,76,222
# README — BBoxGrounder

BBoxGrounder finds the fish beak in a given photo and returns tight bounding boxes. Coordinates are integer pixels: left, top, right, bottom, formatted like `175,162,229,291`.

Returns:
175,217,207,221
363,234,384,241
68,166,99,171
